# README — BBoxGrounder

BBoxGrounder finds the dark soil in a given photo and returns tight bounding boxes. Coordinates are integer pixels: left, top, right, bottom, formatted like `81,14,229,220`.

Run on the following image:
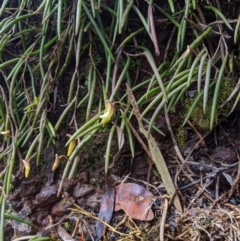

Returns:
5,107,240,240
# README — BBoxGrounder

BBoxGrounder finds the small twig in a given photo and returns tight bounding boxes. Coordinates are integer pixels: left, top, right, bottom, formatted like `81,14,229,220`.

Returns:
69,206,127,237
164,105,184,164
187,179,212,210
187,120,206,146
211,192,229,208
164,15,179,61
184,17,204,32
196,4,215,57
147,162,153,186
196,4,207,25
160,195,169,241
215,175,220,200
126,118,153,161
71,217,80,237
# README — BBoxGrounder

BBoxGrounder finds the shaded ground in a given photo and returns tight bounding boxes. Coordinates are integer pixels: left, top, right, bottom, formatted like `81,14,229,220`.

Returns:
4,108,240,240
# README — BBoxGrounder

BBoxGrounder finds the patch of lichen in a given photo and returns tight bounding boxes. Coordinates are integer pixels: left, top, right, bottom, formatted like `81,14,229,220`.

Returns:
176,127,186,147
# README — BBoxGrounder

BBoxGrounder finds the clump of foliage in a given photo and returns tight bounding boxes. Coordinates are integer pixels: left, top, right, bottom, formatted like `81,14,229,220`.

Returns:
0,0,240,240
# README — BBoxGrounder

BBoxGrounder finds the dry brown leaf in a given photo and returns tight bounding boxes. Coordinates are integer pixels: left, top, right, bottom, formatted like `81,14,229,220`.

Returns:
114,183,154,221
57,226,74,241
95,185,115,241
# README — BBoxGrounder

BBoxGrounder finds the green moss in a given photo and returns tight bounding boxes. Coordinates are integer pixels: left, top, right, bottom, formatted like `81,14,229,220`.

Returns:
218,78,237,116
184,97,212,131
128,58,141,71
176,127,186,147
183,77,239,130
